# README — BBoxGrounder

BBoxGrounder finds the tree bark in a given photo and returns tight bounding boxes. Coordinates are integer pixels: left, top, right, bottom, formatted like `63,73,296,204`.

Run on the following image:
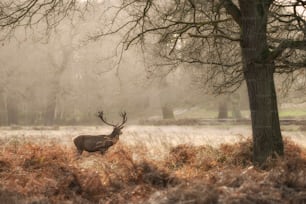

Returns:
238,0,284,165
245,64,283,165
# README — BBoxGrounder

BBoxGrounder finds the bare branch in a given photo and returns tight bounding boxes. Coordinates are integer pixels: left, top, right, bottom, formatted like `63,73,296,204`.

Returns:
189,33,240,41
270,39,306,60
218,0,241,27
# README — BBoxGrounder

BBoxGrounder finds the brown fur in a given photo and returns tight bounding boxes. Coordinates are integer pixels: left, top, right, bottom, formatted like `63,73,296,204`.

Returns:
73,111,127,155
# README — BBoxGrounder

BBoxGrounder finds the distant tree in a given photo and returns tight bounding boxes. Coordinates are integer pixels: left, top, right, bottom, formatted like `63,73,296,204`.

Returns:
159,78,175,119
230,92,242,119
218,95,229,119
0,66,8,125
44,33,75,125
0,47,23,125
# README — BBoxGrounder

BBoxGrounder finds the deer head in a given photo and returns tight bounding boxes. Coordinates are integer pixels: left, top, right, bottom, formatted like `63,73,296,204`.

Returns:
97,111,127,137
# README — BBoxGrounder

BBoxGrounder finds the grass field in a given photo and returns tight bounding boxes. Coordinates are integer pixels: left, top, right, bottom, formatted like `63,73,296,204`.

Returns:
175,106,306,119
0,125,305,157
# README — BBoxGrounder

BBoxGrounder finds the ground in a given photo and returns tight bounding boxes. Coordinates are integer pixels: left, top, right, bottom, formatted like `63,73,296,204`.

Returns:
0,125,306,203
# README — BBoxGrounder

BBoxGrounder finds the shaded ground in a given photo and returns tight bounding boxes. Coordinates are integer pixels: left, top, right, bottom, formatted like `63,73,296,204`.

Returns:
0,137,305,203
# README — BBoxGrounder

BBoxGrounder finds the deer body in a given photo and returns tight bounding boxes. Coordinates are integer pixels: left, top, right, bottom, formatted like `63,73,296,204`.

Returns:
74,135,117,154
73,112,127,155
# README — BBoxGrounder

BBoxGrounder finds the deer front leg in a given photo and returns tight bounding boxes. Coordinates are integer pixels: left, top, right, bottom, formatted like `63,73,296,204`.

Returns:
73,148,83,161
95,140,113,154
99,148,107,154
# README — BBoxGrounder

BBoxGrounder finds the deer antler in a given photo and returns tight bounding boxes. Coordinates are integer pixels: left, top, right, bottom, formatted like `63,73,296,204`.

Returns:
118,111,127,128
97,111,116,127
97,111,127,128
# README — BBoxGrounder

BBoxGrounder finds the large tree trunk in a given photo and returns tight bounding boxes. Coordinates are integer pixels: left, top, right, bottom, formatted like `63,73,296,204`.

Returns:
245,65,283,165
239,0,284,165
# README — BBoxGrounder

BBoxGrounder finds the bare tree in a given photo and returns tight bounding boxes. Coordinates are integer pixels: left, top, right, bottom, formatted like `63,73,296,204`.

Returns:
95,0,306,166
0,48,23,125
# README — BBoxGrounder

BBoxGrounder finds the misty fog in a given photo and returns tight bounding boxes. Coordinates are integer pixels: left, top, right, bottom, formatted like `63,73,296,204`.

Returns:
0,1,305,129
0,12,248,126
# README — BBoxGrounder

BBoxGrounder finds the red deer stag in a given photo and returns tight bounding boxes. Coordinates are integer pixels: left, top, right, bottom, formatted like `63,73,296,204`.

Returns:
73,111,127,155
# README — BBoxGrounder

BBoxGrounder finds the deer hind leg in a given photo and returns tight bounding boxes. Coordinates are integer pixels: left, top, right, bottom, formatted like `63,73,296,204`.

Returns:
73,148,83,161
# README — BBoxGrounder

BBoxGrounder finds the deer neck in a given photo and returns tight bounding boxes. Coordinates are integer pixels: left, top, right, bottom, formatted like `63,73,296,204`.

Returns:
109,132,120,144
110,130,120,138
